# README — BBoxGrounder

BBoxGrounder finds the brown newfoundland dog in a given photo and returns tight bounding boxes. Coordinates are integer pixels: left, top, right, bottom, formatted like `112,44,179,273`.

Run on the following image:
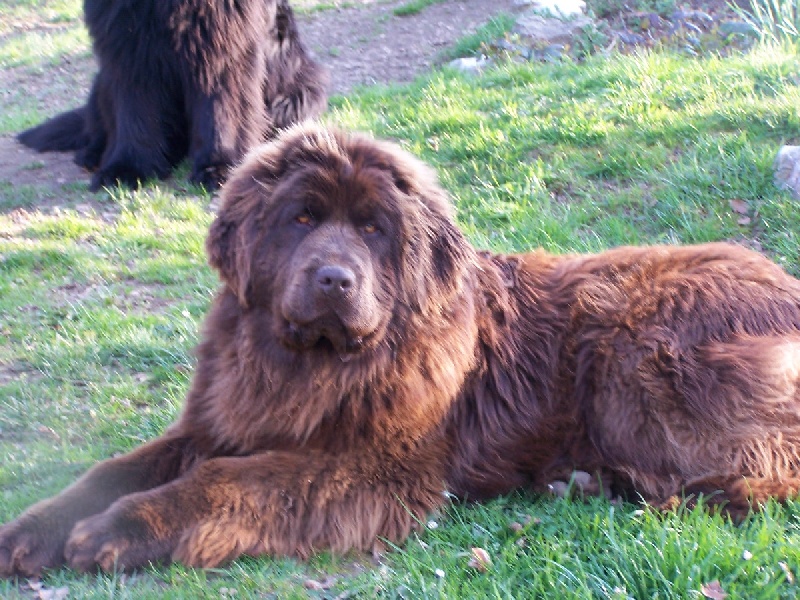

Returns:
3,123,800,576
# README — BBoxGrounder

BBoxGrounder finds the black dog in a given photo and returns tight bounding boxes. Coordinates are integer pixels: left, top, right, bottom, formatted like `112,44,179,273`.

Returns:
18,0,327,191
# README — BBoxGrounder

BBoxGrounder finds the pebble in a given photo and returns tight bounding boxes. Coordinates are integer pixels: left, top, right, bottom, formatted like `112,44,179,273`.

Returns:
774,146,800,199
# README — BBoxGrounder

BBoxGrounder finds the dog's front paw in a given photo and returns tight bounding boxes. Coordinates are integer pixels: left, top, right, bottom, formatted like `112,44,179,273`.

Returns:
0,515,67,577
65,514,133,573
65,506,172,573
190,163,229,191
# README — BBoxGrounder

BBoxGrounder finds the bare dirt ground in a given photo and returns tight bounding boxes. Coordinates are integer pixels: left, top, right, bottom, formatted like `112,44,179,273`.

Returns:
297,0,519,94
0,0,519,200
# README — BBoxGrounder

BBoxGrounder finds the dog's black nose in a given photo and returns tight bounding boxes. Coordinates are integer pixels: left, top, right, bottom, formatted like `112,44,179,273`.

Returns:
316,265,356,295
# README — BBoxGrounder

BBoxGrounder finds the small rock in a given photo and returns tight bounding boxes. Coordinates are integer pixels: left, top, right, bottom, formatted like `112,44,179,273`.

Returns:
718,20,758,37
447,56,492,73
530,0,586,18
515,14,593,46
678,9,713,24
493,38,519,52
570,471,592,487
547,480,569,497
617,31,646,45
774,146,800,199
540,44,566,62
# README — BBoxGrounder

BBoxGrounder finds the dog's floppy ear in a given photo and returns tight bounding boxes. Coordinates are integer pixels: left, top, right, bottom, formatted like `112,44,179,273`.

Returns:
376,143,475,313
206,181,258,308
205,139,290,308
404,201,474,314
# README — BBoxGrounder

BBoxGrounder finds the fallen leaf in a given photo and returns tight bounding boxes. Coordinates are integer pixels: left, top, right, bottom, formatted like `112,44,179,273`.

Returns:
779,561,795,584
509,521,523,533
737,216,751,226
729,199,749,215
700,580,727,600
303,576,337,591
36,587,69,600
467,547,492,572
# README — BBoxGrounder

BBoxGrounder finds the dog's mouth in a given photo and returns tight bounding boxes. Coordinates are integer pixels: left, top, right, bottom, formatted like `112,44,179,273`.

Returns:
281,319,376,360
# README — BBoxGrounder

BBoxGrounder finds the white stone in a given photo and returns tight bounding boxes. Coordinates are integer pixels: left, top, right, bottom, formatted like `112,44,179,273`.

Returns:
447,56,491,73
514,13,593,45
774,145,800,199
532,0,586,18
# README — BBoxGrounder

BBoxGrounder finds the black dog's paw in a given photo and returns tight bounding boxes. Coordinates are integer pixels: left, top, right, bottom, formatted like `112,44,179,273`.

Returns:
190,163,229,191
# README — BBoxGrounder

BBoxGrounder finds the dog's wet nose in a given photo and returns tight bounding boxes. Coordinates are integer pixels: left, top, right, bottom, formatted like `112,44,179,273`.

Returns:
316,265,356,296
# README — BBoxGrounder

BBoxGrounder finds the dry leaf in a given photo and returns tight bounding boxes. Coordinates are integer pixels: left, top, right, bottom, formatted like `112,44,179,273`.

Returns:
467,547,492,572
700,580,728,600
779,561,795,584
737,216,751,226
36,587,69,600
509,521,524,533
729,199,749,215
303,580,324,591
303,577,337,590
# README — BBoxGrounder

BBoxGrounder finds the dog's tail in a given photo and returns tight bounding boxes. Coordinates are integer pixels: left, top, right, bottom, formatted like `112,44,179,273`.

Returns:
264,0,329,131
17,107,88,152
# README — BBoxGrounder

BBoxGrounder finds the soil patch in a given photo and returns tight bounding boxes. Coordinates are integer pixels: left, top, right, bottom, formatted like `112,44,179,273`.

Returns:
0,0,519,205
297,0,519,94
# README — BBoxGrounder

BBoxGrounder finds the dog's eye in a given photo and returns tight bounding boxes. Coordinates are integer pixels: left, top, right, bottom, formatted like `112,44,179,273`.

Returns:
362,223,379,235
295,211,314,227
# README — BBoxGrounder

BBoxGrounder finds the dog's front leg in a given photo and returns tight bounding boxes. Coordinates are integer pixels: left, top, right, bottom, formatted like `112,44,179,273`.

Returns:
0,433,196,577
64,448,447,572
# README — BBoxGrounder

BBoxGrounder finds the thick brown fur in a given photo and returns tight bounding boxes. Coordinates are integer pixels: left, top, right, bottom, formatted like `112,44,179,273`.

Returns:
4,124,800,576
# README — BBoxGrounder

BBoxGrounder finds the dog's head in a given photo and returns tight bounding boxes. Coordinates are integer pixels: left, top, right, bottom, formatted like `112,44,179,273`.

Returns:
206,123,475,358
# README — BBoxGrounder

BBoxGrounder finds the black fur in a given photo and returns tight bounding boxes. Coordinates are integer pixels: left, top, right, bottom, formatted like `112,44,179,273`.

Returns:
18,0,327,192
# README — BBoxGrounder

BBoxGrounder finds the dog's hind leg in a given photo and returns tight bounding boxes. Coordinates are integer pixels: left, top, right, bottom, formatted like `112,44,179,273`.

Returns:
659,473,800,521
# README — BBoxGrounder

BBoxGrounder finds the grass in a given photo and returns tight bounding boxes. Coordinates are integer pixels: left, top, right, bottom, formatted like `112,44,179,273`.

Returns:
440,13,517,61
393,0,446,17
0,0,86,67
2,2,800,599
731,0,800,44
